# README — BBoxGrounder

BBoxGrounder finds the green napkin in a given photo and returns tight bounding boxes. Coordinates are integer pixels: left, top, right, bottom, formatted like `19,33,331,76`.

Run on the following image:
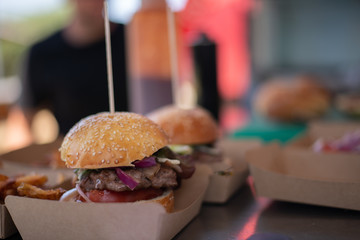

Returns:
230,114,306,144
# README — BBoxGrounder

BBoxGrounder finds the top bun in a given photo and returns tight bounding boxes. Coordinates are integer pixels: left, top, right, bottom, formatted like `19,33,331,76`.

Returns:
60,112,168,169
147,105,218,145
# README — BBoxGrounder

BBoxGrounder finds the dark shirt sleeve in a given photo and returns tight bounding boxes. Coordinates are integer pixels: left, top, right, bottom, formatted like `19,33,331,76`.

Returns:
19,46,51,111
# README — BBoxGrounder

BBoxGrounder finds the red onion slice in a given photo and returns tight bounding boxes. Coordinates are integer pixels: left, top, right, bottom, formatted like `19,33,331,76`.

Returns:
115,168,138,190
132,156,157,168
76,184,92,203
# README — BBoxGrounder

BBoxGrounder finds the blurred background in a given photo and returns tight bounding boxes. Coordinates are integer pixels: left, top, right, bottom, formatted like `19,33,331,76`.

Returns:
0,0,359,153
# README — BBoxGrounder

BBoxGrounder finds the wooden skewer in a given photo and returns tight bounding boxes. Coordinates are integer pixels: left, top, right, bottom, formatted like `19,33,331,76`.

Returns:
104,0,115,114
166,6,180,107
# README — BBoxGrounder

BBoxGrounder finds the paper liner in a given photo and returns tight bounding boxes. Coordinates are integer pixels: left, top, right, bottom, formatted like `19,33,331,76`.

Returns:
5,164,211,240
247,144,360,211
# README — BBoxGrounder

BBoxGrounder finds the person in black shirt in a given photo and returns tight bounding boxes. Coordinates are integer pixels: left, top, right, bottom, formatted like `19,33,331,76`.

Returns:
20,0,128,135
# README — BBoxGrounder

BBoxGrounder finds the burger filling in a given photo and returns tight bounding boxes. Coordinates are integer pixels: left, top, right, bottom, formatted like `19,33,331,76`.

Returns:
169,144,232,176
74,147,195,203
169,143,223,163
80,164,177,192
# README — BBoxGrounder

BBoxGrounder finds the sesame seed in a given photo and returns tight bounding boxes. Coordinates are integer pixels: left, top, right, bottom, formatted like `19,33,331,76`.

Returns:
101,159,105,163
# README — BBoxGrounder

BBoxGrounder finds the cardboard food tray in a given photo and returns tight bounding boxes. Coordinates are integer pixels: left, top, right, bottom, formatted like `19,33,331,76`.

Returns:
0,173,73,240
0,140,72,239
289,121,360,150
202,139,261,203
247,144,360,211
5,164,211,240
0,163,73,239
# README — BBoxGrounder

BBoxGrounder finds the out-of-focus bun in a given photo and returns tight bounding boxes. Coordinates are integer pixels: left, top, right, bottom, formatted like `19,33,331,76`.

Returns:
254,75,330,121
60,112,168,169
147,105,218,144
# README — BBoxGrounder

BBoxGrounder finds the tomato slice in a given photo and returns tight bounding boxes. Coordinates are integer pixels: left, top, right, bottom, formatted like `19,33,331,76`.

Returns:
84,188,163,203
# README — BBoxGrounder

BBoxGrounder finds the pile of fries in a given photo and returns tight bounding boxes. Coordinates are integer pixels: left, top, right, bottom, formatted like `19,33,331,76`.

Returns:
0,173,66,202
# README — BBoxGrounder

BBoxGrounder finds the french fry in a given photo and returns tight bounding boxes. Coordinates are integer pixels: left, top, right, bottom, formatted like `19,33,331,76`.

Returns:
0,178,16,200
0,174,65,202
14,174,48,187
17,183,66,200
0,179,10,191
3,188,17,197
0,174,8,181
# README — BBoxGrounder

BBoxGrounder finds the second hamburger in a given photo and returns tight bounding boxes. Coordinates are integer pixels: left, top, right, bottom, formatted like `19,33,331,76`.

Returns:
147,105,226,170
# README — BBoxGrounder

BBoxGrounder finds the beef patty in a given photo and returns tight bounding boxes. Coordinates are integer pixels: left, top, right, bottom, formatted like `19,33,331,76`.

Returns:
80,163,178,192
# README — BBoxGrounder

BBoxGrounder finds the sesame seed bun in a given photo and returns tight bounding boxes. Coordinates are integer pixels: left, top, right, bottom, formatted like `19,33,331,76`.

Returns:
60,112,169,169
147,105,218,145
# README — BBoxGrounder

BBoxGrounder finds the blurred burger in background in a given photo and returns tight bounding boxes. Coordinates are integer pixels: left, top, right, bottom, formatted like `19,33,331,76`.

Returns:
59,112,195,212
254,74,331,122
147,105,229,174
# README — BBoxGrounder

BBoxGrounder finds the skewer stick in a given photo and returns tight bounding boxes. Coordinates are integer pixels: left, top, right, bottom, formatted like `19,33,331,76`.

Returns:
104,0,115,114
166,6,180,107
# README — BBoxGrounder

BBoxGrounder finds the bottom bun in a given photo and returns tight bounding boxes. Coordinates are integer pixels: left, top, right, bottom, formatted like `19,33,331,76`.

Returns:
59,188,174,213
139,189,174,213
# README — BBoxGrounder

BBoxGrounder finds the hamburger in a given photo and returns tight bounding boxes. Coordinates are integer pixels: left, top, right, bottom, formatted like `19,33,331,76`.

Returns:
59,112,194,212
147,106,225,167
254,75,330,122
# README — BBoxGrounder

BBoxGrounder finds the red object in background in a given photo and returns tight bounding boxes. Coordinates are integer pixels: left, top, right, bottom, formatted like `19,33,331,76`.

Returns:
219,103,249,134
179,0,253,100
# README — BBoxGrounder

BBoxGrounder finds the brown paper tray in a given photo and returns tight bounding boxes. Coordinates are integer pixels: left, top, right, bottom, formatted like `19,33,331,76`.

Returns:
0,162,74,239
202,139,261,203
5,164,211,240
247,144,360,211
